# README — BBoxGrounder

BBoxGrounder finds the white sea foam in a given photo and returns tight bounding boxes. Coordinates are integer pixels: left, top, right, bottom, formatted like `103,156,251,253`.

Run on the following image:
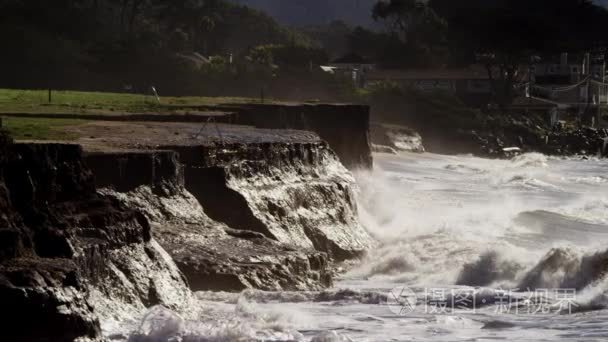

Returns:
120,151,608,341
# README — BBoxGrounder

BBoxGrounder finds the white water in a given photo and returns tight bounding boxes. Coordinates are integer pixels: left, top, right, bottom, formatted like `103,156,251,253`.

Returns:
126,152,608,342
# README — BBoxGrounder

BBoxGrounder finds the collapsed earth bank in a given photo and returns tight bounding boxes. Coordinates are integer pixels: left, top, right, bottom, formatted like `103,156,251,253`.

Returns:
0,118,373,340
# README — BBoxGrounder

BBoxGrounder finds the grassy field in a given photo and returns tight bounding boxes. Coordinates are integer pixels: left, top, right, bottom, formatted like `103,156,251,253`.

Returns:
2,117,87,140
0,88,263,140
0,88,261,115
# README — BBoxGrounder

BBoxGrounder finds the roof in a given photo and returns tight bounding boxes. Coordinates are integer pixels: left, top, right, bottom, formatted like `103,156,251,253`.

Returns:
367,66,490,81
331,53,372,65
175,52,210,69
511,96,559,108
320,66,336,74
537,53,605,65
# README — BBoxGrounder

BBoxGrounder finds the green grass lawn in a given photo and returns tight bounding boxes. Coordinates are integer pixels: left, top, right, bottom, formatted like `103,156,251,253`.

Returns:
0,88,276,140
0,88,261,115
1,117,87,140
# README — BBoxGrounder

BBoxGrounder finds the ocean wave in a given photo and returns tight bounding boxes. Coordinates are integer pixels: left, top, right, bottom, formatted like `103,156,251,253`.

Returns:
559,198,608,225
456,251,524,287
127,298,357,342
572,276,608,312
444,164,486,173
510,153,549,168
518,247,608,291
566,176,608,185
197,288,388,305
497,174,561,191
514,210,608,243
128,300,307,342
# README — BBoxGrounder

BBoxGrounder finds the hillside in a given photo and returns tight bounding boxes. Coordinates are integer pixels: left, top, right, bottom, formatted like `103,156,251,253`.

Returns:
229,0,377,26
596,0,608,6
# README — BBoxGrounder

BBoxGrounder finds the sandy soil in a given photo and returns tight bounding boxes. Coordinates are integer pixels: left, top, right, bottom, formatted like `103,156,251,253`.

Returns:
66,121,321,152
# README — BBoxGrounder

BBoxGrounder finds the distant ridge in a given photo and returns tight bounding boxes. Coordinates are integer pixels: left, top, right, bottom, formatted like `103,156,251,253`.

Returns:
228,0,608,28
596,0,608,6
228,0,377,27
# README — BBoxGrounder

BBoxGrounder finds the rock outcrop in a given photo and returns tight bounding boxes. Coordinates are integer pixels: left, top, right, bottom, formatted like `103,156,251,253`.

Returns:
372,103,608,158
96,167,334,292
76,123,373,261
543,127,608,156
227,103,373,169
168,141,372,261
85,130,373,291
370,123,425,153
6,102,375,169
0,137,194,341
0,103,375,338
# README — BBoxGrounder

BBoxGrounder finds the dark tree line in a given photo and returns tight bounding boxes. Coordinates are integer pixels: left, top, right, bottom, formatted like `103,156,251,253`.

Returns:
0,0,314,93
3,0,608,101
368,0,608,107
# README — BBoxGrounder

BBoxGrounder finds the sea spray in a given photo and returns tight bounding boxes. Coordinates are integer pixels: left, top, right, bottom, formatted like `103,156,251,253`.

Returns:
126,151,608,341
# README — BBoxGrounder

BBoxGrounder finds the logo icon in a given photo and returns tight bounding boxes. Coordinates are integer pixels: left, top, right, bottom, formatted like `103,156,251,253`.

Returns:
386,286,417,315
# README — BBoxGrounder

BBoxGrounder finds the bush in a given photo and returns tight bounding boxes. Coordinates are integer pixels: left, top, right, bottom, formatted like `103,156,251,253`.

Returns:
363,82,483,130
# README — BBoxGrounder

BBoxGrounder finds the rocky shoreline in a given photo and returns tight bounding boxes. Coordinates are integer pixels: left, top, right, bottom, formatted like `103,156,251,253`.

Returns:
0,104,374,341
370,112,608,159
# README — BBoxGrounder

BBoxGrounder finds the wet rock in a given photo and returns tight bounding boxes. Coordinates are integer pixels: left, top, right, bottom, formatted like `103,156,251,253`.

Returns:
100,183,335,292
158,223,333,292
1,258,101,342
172,141,373,260
88,141,355,291
86,150,182,193
371,144,398,154
0,138,194,341
229,103,373,169
370,123,425,153
543,127,607,156
80,126,373,291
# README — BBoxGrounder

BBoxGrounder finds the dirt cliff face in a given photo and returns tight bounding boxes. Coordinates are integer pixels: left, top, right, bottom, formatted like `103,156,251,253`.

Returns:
164,140,373,260
100,179,334,292
88,136,373,292
226,104,373,169
0,139,193,341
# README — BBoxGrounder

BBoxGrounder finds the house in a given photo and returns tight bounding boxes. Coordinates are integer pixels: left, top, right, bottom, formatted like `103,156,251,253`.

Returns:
324,53,376,87
329,53,376,72
510,96,563,126
364,65,493,105
532,53,605,84
531,52,608,127
531,53,608,105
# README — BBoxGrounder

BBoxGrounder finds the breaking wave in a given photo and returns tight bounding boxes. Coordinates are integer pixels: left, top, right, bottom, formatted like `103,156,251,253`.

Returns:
353,152,608,299
121,150,608,341
510,153,549,168
128,298,351,342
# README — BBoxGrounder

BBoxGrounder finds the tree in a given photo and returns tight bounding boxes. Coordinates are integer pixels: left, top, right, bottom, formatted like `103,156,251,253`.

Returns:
427,0,608,109
371,0,447,67
372,0,446,48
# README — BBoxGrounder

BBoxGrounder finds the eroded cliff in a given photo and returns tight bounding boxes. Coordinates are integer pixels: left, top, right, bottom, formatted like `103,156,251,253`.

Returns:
0,111,374,339
227,103,374,169
84,128,373,291
93,154,335,292
0,138,194,341
166,140,372,260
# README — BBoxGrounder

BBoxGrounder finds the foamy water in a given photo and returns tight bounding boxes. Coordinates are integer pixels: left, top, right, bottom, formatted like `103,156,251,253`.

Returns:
125,152,608,342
